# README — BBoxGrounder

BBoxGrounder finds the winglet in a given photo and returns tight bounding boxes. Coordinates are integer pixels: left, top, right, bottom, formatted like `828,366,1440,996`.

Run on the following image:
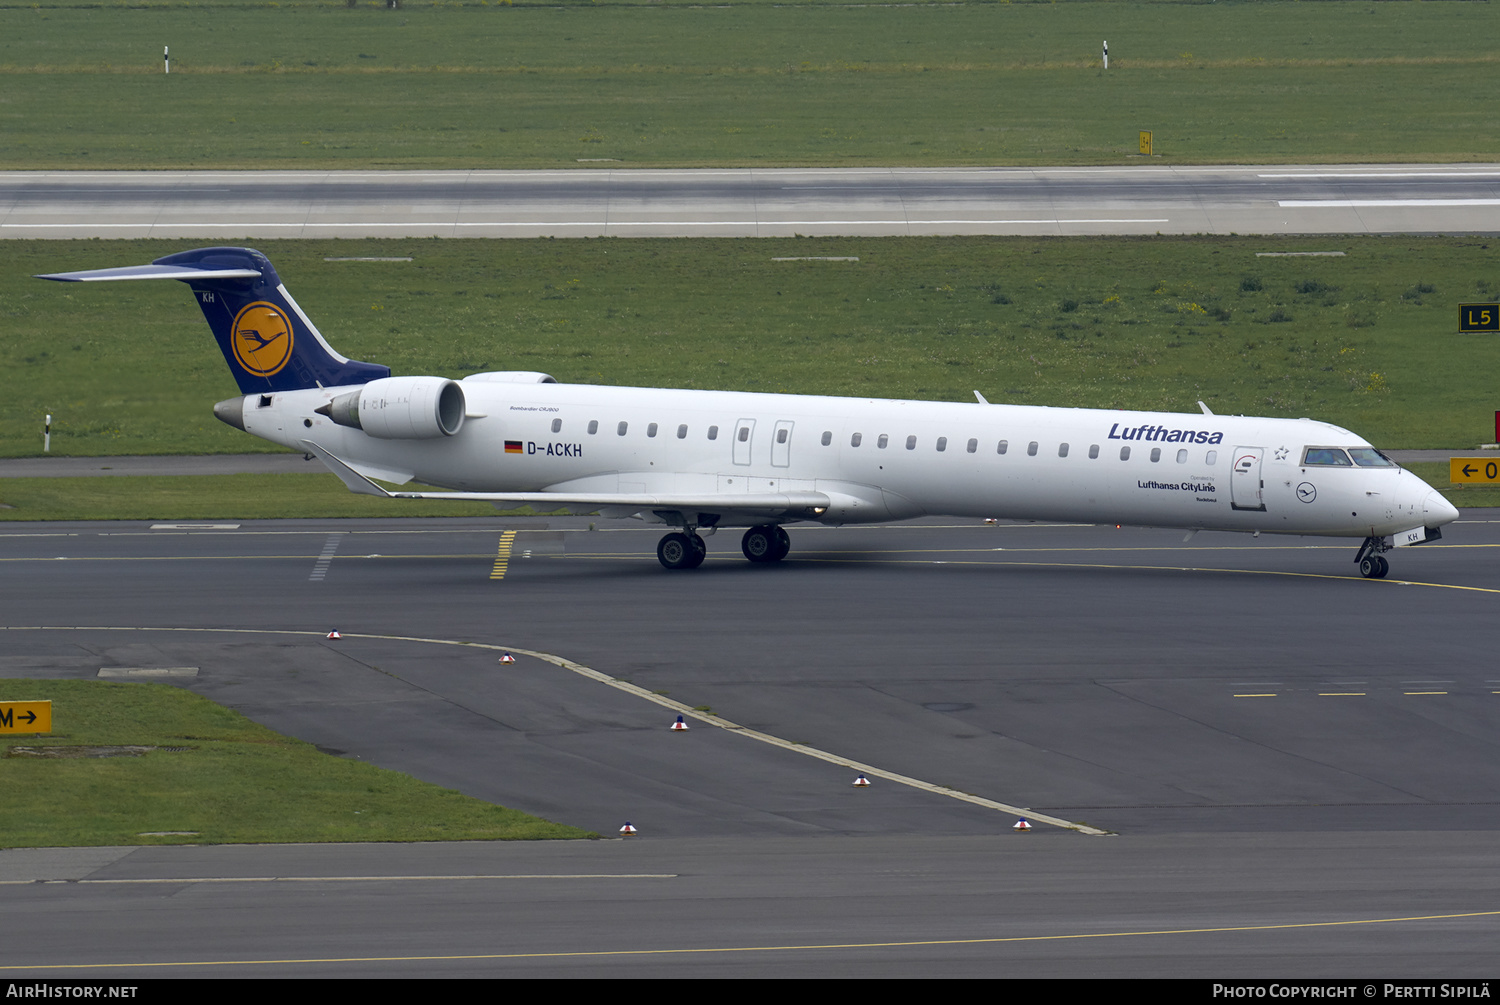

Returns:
974,390,990,405
299,440,393,498
1198,400,1214,415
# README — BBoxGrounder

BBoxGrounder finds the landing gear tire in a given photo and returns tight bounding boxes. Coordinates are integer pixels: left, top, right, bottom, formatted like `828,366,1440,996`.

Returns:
1359,555,1390,579
658,532,707,570
770,525,791,562
742,525,789,564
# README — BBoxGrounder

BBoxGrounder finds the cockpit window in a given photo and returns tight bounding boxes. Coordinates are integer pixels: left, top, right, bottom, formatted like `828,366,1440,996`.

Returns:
1348,447,1398,468
1302,447,1353,467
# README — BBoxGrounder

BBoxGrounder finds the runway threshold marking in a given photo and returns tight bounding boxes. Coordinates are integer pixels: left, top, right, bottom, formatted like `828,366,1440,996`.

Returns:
0,625,1103,837
9,908,1499,971
491,530,517,580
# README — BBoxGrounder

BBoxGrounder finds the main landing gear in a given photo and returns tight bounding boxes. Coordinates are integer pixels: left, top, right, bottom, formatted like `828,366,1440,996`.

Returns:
657,532,707,570
741,524,790,564
1354,535,1391,579
653,523,792,570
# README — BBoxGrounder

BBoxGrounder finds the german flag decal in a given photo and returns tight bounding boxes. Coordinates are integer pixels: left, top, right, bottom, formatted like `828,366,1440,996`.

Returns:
505,441,524,454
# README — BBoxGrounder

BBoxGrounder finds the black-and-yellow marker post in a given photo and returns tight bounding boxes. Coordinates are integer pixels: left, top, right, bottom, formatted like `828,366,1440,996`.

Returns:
0,700,52,734
1139,131,1153,156
1459,304,1500,333
1450,457,1500,485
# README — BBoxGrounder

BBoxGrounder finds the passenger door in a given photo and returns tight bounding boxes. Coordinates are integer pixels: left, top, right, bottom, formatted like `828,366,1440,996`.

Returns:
1230,446,1266,511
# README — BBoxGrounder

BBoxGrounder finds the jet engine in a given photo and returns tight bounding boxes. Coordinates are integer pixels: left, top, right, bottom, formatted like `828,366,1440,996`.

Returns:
317,376,466,439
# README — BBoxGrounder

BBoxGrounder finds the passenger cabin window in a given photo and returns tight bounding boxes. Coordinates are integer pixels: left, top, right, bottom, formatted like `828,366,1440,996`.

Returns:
967,438,978,454
551,418,562,433
588,420,599,435
1303,447,1354,466
1150,447,1161,462
677,424,688,439
1176,449,1188,463
777,428,789,444
1058,443,1069,458
617,421,628,436
1088,444,1100,459
821,431,832,446
851,432,863,447
1120,446,1131,460
1027,441,1038,456
906,435,917,450
936,437,947,452
1349,448,1397,467
997,440,1009,455
647,423,658,438
878,434,889,449
738,426,750,442
1206,450,1217,465
708,425,719,440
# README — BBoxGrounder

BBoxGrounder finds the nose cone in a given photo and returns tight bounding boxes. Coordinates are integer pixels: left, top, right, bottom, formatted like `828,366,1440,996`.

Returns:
1423,488,1460,527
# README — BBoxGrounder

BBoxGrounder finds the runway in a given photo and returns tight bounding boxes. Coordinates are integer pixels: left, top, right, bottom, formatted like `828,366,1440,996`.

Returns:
4,165,1500,239
2,515,1498,976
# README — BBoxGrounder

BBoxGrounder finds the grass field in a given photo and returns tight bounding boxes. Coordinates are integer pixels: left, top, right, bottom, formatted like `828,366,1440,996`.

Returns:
2,1,1499,167
5,235,1498,461
0,678,593,847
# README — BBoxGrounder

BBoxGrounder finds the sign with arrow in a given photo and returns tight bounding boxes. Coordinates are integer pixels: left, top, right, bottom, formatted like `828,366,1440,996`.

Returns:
0,700,52,734
1449,457,1500,484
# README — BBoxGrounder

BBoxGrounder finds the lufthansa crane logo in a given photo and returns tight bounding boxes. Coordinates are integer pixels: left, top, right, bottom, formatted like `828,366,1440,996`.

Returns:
231,302,295,376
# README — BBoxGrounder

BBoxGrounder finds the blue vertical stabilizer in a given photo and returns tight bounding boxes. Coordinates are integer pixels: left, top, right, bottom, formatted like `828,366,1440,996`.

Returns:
38,247,391,394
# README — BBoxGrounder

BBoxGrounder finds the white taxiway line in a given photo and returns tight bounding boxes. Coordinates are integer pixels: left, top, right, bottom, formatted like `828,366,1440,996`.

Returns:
0,625,1107,836
1277,199,1500,208
1260,172,1500,179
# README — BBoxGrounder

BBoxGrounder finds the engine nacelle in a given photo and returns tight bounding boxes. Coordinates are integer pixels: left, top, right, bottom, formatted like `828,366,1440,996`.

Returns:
317,376,466,439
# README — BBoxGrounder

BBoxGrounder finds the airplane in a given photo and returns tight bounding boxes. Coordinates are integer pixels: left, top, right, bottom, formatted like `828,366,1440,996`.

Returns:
39,246,1459,577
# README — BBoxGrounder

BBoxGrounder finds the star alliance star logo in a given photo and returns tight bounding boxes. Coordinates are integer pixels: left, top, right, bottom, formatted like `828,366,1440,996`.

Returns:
1274,446,1290,461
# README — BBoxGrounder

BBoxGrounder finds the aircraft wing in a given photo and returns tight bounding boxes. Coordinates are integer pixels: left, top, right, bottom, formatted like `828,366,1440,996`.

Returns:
300,441,830,516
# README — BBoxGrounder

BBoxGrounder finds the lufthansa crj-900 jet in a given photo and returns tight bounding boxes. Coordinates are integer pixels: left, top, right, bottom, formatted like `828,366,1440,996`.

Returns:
40,247,1458,575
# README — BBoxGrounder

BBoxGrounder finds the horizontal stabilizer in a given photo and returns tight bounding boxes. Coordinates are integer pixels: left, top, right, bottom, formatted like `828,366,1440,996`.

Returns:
36,264,262,283
299,441,830,514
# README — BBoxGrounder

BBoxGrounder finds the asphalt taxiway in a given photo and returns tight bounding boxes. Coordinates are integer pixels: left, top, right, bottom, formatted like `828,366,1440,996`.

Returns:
1,515,1497,976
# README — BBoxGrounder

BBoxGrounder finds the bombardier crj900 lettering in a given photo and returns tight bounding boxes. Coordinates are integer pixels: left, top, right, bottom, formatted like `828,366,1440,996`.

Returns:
41,248,1458,576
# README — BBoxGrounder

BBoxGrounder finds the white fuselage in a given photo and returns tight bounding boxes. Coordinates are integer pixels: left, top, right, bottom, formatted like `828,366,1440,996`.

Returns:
244,379,1455,539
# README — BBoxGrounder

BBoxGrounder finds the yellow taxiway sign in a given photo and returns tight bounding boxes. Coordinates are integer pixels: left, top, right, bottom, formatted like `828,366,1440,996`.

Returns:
0,700,51,734
1450,457,1500,484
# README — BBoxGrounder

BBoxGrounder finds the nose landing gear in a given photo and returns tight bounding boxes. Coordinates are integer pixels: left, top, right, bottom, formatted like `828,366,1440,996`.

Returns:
1355,536,1391,579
